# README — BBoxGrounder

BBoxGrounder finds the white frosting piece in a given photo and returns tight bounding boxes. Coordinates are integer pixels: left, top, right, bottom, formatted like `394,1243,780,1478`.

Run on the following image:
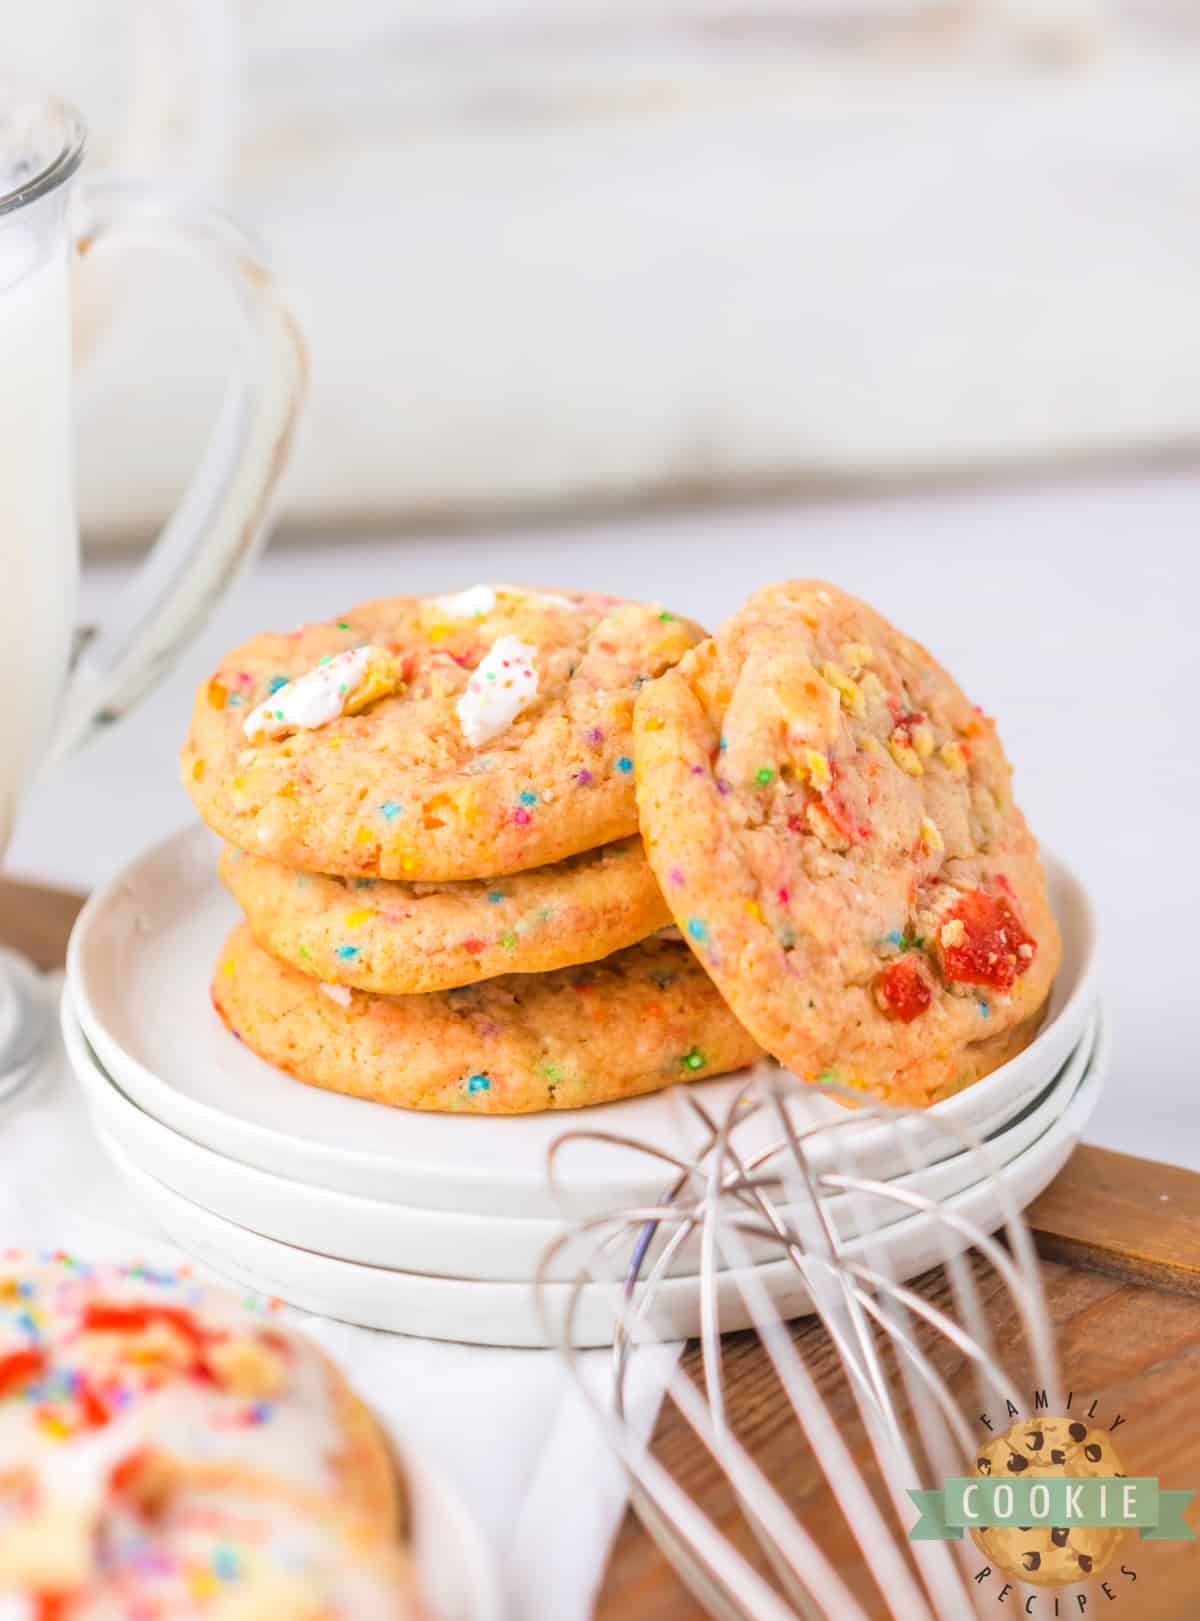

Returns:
456,636,539,747
243,647,377,741
523,589,576,609
38,1414,142,1506
319,982,353,1007
434,583,578,619
0,1595,33,1621
434,583,496,619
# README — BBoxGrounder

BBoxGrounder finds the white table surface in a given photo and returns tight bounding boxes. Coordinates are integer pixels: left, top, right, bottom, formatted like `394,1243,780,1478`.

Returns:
10,468,1199,1172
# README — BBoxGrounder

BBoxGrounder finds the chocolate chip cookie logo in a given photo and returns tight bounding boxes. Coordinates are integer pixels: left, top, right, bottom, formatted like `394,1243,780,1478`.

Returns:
967,1418,1135,1586
908,1397,1195,1601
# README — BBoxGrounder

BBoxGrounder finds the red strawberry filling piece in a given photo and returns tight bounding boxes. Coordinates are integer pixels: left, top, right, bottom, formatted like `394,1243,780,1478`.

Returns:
940,888,1036,993
0,1346,47,1399
876,956,932,1023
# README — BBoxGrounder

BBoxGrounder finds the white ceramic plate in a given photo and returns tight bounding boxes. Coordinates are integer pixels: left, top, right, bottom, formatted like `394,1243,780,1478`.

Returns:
64,989,1097,1283
89,1016,1108,1348
67,826,1099,1219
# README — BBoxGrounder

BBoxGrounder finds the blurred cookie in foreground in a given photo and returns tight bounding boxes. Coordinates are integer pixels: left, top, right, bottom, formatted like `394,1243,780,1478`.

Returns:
633,579,1060,1107
0,1255,427,1616
212,922,761,1114
220,835,670,995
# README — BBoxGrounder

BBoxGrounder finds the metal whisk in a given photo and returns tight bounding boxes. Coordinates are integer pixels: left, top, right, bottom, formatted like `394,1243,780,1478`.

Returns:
537,1058,1071,1621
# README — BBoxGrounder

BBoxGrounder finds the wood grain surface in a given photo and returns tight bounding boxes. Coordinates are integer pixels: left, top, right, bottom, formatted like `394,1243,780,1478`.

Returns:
597,1157,1200,1617
1025,1145,1200,1298
0,875,84,971
4,874,1197,1619
600,1253,1200,1621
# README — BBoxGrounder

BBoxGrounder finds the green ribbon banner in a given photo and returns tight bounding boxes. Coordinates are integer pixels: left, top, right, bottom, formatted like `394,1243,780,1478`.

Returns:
908,1477,1195,1543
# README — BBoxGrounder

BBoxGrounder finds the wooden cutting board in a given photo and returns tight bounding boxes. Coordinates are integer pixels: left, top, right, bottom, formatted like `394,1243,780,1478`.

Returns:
6,875,1198,1618
597,1151,1200,1615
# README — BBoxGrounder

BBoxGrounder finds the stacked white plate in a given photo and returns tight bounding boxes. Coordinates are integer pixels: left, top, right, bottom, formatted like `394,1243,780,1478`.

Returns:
63,826,1104,1348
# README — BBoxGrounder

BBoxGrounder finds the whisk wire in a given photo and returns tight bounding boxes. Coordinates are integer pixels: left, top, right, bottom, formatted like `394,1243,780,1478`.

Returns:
539,1061,1067,1621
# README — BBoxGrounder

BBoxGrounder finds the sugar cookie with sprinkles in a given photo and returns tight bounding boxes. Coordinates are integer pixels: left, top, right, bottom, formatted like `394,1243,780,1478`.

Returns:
0,1254,425,1617
182,584,705,881
633,580,1060,1107
212,922,761,1114
221,835,671,995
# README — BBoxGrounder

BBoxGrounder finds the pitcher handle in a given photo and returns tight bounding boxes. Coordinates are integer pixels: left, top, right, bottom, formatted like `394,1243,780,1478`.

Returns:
52,177,307,759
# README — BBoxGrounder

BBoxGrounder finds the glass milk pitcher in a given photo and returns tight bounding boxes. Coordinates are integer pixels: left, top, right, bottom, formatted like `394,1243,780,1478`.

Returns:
0,86,305,1089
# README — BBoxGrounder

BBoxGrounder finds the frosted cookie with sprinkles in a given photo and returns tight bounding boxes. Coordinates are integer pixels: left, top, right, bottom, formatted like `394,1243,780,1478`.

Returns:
0,1255,424,1616
212,922,761,1114
221,836,671,994
633,580,1060,1107
35,1489,424,1619
182,583,705,881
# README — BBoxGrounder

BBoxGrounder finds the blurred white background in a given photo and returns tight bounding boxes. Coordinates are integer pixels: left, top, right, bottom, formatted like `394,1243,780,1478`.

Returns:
9,0,1200,538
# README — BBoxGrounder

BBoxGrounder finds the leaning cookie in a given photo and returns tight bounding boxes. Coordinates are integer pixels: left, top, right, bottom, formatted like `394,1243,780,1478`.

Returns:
213,922,761,1113
0,1256,424,1616
183,583,705,881
633,580,1061,1107
220,836,671,994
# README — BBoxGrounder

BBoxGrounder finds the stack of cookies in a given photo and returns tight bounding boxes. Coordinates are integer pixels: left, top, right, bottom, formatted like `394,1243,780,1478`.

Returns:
183,578,1062,1114
181,584,762,1114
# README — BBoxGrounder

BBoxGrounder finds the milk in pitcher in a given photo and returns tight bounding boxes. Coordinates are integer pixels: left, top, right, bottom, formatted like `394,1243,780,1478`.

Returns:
0,223,78,848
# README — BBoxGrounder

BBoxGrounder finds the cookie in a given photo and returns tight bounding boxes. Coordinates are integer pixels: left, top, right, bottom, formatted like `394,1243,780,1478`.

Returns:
212,922,762,1114
51,1491,425,1619
182,583,705,881
971,1418,1128,1585
633,580,1061,1107
0,1256,422,1615
221,835,671,994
